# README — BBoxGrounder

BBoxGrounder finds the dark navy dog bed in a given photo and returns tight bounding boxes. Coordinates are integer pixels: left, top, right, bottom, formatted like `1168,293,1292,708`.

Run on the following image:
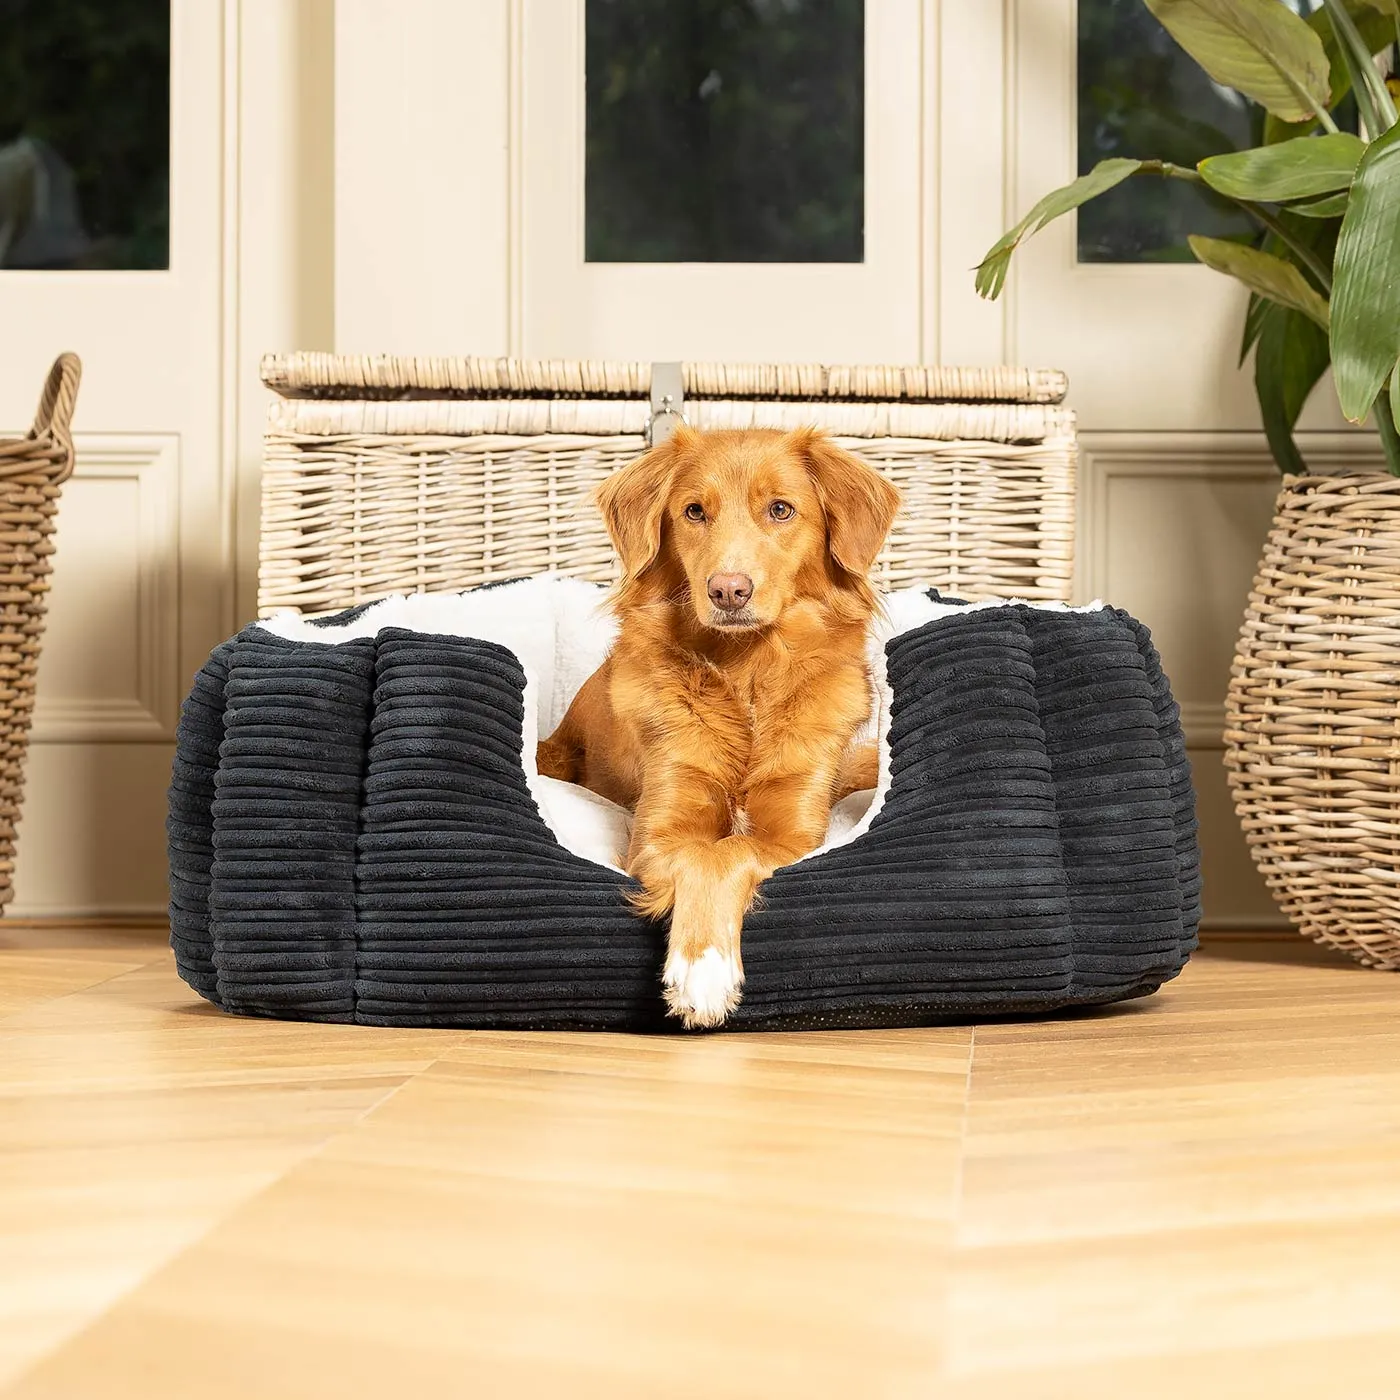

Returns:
167,577,1199,1030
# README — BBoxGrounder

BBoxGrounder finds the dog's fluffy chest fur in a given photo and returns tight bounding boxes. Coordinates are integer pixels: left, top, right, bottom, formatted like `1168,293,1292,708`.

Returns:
629,614,874,787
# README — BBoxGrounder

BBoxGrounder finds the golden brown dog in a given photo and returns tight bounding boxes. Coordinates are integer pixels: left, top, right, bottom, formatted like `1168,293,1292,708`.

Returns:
537,425,900,1027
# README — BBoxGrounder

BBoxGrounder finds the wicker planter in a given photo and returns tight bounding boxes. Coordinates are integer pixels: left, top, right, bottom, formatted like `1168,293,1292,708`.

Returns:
0,354,80,909
258,354,1077,616
1225,473,1400,968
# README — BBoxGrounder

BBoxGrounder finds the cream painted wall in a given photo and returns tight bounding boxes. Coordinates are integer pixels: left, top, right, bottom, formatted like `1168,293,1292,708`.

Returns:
4,0,1352,927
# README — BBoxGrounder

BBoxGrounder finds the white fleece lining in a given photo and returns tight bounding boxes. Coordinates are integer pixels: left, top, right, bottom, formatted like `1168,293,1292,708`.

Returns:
257,577,1106,873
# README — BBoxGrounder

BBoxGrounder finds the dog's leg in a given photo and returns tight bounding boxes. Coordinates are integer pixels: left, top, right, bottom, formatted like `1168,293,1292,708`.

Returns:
627,770,759,1029
535,734,581,784
741,794,832,875
645,756,839,1029
737,736,854,888
833,739,879,801
537,665,619,786
629,734,859,1028
659,837,764,1029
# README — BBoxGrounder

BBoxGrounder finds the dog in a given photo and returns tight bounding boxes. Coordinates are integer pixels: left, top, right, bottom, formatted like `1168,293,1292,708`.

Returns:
537,425,900,1028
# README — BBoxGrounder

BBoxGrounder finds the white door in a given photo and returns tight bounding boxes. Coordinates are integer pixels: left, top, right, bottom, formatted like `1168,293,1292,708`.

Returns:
519,0,921,362
0,1,228,916
0,0,331,917
333,0,938,365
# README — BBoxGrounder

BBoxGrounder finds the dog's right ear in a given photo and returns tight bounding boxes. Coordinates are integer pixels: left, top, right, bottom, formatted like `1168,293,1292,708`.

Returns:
594,429,689,577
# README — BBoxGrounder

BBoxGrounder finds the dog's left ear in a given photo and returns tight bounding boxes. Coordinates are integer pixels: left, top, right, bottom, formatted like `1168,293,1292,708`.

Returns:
798,430,901,576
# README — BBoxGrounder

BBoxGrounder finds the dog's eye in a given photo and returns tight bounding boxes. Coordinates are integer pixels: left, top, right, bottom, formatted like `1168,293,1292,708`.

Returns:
683,503,706,523
768,500,795,521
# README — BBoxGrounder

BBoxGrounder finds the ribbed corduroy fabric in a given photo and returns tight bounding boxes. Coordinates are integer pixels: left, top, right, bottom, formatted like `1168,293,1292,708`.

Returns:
167,598,1199,1030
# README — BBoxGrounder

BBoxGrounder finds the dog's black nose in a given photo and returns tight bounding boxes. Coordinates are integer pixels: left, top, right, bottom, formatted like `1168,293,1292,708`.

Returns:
707,573,753,611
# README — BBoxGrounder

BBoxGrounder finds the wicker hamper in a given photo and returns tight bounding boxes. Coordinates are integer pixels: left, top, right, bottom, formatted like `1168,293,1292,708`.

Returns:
259,354,1076,615
1225,474,1400,969
0,353,80,908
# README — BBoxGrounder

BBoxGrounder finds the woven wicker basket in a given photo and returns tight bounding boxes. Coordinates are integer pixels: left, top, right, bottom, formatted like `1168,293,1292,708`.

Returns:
259,353,1076,616
1225,473,1400,969
0,353,81,909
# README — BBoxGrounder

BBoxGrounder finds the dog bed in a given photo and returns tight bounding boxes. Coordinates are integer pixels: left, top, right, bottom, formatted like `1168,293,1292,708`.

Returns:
167,576,1199,1030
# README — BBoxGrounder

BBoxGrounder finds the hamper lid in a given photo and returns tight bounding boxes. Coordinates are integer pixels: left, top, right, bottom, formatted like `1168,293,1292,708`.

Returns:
261,352,1068,406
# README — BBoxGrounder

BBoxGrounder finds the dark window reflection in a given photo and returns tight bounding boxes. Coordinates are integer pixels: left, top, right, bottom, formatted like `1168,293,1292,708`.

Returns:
0,0,170,270
586,0,864,263
1078,0,1256,262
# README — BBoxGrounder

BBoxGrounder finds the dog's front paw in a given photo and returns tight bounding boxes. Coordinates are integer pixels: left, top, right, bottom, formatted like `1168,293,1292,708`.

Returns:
652,843,759,1029
663,943,744,1029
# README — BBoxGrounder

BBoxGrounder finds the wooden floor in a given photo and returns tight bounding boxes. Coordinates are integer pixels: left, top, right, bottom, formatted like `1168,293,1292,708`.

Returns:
3,928,1400,1398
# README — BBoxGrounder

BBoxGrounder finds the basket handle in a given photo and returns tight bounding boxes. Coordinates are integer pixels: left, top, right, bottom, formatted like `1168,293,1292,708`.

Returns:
29,353,82,483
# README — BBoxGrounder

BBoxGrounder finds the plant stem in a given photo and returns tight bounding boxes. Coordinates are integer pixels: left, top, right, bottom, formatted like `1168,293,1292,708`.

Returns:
1282,67,1344,134
1138,159,1205,184
1377,389,1400,477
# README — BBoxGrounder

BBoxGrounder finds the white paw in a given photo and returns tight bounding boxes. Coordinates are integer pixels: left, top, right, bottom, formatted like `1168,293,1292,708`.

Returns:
663,945,744,1029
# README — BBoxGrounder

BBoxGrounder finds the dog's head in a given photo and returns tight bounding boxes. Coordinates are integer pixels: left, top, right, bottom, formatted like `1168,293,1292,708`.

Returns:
596,426,901,632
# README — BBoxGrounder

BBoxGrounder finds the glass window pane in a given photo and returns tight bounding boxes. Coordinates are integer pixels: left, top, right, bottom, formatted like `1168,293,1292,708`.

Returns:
585,0,864,264
0,0,170,270
1078,0,1255,262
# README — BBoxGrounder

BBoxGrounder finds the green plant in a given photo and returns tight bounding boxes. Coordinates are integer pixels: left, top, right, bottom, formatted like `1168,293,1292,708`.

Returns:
977,0,1400,475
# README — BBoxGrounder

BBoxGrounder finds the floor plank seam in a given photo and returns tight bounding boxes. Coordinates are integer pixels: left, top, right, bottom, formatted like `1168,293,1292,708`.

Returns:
0,1053,427,1397
0,952,170,1032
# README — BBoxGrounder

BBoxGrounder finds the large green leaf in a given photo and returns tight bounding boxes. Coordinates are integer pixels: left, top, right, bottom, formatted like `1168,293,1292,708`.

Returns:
1331,121,1400,420
1253,304,1332,473
1199,133,1366,200
975,159,1143,299
1145,0,1331,122
1264,2,1395,142
1189,234,1332,327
